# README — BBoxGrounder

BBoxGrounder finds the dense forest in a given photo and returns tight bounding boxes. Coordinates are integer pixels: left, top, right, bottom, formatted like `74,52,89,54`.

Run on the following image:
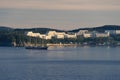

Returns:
0,25,120,47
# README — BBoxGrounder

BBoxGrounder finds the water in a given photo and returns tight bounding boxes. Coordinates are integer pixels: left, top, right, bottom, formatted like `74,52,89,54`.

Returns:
0,46,120,80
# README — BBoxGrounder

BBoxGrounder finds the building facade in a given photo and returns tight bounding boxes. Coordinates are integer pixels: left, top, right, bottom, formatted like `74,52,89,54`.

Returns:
26,31,77,39
77,30,88,35
83,32,93,38
95,32,109,37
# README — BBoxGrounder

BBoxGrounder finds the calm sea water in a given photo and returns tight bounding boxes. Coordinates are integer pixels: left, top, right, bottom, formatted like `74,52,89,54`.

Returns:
0,46,120,80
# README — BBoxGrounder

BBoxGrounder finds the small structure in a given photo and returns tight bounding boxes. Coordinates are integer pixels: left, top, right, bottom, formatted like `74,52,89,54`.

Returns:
65,32,77,38
105,30,120,35
55,32,66,39
116,30,120,35
77,30,88,35
83,31,109,38
105,30,116,35
83,32,93,38
45,35,52,40
47,31,56,37
26,31,41,37
95,32,109,37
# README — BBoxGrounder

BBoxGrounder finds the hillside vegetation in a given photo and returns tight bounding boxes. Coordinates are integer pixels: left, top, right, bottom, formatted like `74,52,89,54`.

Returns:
0,25,120,46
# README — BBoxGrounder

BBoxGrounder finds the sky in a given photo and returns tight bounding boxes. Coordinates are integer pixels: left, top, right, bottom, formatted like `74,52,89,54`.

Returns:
0,0,120,30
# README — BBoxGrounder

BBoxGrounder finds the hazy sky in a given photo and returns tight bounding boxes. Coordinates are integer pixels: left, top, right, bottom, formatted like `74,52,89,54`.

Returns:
0,0,120,30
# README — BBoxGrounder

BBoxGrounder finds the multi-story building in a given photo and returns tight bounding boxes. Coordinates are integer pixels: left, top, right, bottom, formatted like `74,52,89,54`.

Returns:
26,31,77,39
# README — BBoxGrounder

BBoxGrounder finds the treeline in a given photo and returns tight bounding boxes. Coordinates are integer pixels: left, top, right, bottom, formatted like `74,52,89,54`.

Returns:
1,30,120,47
69,25,120,33
0,26,64,46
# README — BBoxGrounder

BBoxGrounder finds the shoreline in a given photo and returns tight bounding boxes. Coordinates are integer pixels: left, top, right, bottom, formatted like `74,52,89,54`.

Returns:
0,43,120,47
47,43,78,46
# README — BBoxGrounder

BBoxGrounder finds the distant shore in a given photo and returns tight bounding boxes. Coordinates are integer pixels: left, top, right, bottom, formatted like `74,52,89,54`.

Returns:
0,43,120,47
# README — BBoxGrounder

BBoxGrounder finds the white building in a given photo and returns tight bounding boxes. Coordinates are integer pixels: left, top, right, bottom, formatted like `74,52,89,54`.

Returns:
105,30,120,35
83,32,93,38
45,35,52,40
116,30,120,35
65,33,77,38
95,32,109,37
26,31,41,37
105,30,116,35
77,30,88,35
26,31,77,39
55,32,66,39
39,34,46,39
47,31,56,37
47,31,77,39
56,34,65,39
26,31,48,39
46,31,66,39
83,31,109,38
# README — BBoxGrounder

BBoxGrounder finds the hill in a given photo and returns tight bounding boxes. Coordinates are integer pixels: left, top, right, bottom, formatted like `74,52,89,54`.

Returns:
0,25,120,47
0,26,65,34
69,25,120,33
14,28,64,34
1,25,120,33
0,26,13,31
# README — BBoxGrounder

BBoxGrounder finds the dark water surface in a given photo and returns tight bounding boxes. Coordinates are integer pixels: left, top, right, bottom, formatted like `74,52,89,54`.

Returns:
0,46,120,80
